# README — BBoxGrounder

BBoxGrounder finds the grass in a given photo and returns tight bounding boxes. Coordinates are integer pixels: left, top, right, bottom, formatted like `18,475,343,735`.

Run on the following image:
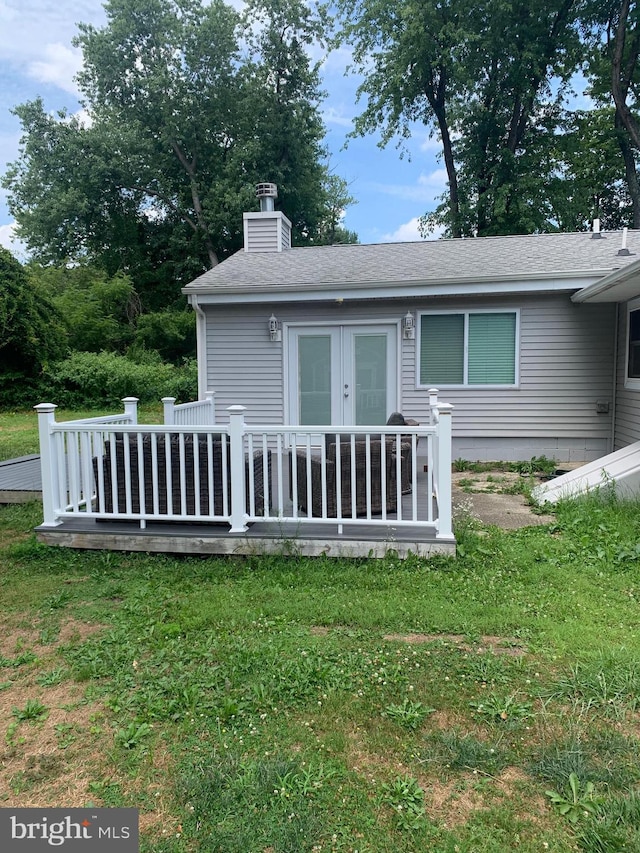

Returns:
0,404,163,461
2,416,640,850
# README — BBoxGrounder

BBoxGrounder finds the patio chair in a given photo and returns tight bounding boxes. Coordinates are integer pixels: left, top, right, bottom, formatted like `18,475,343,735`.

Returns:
93,433,271,518
386,412,419,494
291,436,407,518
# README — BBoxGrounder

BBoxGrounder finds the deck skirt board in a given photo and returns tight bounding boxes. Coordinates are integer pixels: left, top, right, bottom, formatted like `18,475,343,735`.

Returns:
35,518,453,559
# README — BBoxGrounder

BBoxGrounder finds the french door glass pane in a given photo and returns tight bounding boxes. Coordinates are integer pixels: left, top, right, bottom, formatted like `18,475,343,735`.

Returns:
354,334,387,424
299,335,331,424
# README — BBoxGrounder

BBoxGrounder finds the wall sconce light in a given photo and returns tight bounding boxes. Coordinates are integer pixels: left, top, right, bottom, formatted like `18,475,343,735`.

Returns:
268,314,281,342
403,311,415,340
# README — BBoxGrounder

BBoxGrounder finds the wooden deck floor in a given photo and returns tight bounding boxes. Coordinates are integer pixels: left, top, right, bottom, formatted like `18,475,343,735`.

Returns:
0,455,42,503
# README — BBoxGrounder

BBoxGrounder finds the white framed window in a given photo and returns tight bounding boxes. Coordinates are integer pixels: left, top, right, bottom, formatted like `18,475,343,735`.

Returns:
418,310,519,388
625,297,640,389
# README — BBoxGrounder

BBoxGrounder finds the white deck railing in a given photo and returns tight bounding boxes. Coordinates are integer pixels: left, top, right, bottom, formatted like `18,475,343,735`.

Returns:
35,394,454,542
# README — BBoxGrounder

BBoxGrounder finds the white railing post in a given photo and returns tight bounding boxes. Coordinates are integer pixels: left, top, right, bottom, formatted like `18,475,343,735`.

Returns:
435,402,454,541
34,403,61,527
227,405,248,533
162,397,176,425
205,390,216,424
122,397,139,424
428,388,439,424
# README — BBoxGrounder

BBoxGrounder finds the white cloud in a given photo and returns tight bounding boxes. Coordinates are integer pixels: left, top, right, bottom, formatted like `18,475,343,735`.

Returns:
381,217,445,243
322,105,354,128
0,221,27,257
382,217,423,242
420,134,442,154
27,42,83,96
369,169,448,203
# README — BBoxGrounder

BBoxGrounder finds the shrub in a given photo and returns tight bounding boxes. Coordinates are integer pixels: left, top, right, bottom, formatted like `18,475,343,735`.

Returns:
0,248,67,407
42,351,197,407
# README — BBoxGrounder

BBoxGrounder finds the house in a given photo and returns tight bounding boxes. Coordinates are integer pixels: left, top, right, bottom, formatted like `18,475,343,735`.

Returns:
184,185,640,467
34,188,640,559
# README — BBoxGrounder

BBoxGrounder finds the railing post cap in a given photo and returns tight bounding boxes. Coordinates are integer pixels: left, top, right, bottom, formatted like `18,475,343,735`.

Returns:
427,388,439,395
161,396,176,403
34,403,57,412
227,405,247,413
121,396,139,403
436,402,454,412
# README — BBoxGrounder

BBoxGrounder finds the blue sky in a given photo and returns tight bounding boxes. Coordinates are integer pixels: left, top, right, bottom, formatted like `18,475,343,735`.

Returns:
0,0,448,255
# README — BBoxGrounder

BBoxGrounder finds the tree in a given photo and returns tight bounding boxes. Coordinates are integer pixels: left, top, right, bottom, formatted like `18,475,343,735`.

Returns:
31,264,140,353
580,0,640,228
0,248,66,406
336,0,583,236
3,0,351,308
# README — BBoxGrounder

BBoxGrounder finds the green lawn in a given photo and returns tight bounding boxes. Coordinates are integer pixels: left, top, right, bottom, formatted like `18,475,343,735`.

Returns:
0,404,163,461
1,485,640,851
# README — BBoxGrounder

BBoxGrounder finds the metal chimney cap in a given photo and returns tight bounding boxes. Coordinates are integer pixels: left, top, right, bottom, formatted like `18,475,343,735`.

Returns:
256,182,278,199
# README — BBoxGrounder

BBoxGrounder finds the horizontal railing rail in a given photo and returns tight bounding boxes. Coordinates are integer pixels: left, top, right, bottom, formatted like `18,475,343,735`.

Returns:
35,393,454,541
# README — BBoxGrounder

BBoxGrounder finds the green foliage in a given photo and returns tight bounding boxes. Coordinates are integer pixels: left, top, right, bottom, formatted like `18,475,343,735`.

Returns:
12,698,49,722
546,773,598,824
380,775,427,830
384,697,434,730
31,264,139,353
0,248,66,407
336,0,584,237
43,351,197,407
131,310,196,363
3,0,353,298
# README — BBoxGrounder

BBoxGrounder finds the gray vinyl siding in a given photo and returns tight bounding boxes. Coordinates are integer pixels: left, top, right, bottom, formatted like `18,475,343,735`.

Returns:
245,219,280,253
614,301,640,448
205,305,285,423
406,294,615,442
203,294,616,447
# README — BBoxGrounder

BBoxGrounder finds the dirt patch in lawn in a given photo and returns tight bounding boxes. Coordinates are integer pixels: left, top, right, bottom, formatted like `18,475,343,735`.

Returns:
0,617,111,808
382,632,527,657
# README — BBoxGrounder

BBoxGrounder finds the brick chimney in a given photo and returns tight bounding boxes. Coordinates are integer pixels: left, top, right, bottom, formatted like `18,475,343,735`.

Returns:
243,183,292,252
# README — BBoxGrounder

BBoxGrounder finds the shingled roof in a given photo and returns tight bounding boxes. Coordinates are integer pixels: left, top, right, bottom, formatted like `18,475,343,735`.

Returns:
183,229,640,297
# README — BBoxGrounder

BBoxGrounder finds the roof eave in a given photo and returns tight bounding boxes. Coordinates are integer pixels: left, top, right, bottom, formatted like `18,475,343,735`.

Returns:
572,256,640,303
183,269,610,303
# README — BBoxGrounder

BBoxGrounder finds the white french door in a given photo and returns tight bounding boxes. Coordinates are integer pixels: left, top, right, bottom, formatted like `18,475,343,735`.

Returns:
287,324,398,427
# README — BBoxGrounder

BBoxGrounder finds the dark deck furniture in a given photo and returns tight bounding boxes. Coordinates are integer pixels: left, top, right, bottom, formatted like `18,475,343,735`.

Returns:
93,433,270,518
291,437,409,518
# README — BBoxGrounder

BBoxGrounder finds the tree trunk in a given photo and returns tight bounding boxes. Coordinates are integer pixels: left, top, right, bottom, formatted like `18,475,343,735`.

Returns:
171,141,219,268
611,0,640,152
615,109,640,228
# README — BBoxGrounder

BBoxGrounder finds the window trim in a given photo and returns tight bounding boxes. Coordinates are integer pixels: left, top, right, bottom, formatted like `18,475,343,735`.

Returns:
416,308,520,389
625,297,640,390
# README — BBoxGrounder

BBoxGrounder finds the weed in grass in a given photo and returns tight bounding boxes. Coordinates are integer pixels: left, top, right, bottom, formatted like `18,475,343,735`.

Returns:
12,698,48,722
114,721,153,749
36,667,68,687
40,590,72,611
0,651,37,668
38,624,61,645
470,692,533,724
545,773,598,824
380,774,427,831
55,722,77,749
384,697,435,730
